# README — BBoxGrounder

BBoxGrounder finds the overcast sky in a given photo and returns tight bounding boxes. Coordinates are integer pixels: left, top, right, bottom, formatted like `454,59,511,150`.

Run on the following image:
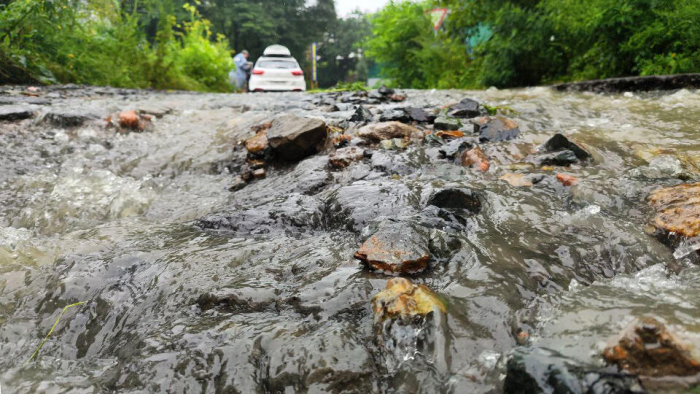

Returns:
335,0,391,17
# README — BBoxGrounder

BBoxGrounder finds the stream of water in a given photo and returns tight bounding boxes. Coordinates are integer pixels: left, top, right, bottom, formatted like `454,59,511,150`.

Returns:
1,86,700,393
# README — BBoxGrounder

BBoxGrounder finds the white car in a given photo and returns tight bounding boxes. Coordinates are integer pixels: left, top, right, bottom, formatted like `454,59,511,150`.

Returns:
249,45,306,92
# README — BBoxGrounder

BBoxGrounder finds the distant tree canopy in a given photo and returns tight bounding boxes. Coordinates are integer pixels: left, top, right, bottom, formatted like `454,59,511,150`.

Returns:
366,0,700,88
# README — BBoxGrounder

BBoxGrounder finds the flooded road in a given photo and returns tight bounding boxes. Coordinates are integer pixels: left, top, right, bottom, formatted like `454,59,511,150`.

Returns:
1,85,700,393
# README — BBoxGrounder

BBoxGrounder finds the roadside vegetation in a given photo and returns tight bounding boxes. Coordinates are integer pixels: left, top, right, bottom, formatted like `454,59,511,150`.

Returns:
2,0,698,90
367,0,700,88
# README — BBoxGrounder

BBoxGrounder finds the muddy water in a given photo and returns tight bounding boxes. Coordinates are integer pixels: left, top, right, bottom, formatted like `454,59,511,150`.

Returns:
1,86,700,393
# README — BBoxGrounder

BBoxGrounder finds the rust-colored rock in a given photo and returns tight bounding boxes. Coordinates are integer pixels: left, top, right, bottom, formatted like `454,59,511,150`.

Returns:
354,221,430,275
461,147,490,172
556,173,578,186
245,130,269,154
648,183,700,238
371,278,445,324
435,130,464,139
603,316,700,377
390,93,407,102
118,110,139,129
329,147,365,169
332,134,352,148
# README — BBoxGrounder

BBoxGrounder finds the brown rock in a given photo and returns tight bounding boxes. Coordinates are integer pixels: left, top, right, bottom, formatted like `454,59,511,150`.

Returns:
556,173,578,186
603,316,700,377
648,183,700,238
245,130,269,154
461,147,490,172
371,278,445,325
118,110,139,129
252,168,266,179
331,134,352,148
390,93,407,102
354,221,430,275
356,122,424,142
435,130,464,139
329,147,365,169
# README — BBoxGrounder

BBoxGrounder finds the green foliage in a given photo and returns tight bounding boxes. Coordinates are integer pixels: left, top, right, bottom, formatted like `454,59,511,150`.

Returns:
0,0,233,91
365,1,477,89
367,0,700,89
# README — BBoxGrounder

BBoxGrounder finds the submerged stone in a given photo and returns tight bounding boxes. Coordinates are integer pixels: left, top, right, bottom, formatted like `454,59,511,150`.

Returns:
371,278,445,324
267,114,327,161
505,347,647,394
648,183,700,238
543,133,592,161
356,121,423,142
556,173,578,186
438,138,474,159
427,188,482,214
500,173,533,187
354,221,430,275
461,146,490,172
473,117,520,142
538,150,579,167
603,316,700,377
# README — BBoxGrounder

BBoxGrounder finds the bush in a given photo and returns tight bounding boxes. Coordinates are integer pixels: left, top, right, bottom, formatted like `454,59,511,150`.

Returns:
0,0,234,92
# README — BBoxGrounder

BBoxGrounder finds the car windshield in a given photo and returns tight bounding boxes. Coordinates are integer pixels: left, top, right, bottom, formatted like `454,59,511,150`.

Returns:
257,60,298,69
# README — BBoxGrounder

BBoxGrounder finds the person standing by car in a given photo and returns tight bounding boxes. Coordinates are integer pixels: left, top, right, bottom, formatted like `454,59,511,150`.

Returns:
231,50,252,91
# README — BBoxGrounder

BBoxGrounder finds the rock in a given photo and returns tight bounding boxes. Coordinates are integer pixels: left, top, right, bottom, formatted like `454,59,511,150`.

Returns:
435,130,464,139
379,109,410,123
538,150,579,167
228,176,247,192
427,188,482,214
138,104,172,118
543,133,592,161
356,122,423,142
434,115,461,131
371,277,448,373
0,105,37,121
245,130,269,154
380,138,410,150
267,114,327,161
648,182,700,239
390,93,407,102
447,98,481,118
252,168,266,179
472,117,520,142
603,316,700,377
405,107,434,123
461,147,490,172
329,147,366,169
378,85,395,96
44,109,103,127
556,173,578,186
331,103,353,112
371,278,445,324
349,105,373,122
118,110,140,129
354,221,431,275
439,138,473,159
505,347,647,394
500,173,533,187
331,134,352,148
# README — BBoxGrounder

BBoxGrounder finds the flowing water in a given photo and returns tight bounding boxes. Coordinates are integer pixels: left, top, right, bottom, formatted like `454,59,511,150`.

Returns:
1,86,700,393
